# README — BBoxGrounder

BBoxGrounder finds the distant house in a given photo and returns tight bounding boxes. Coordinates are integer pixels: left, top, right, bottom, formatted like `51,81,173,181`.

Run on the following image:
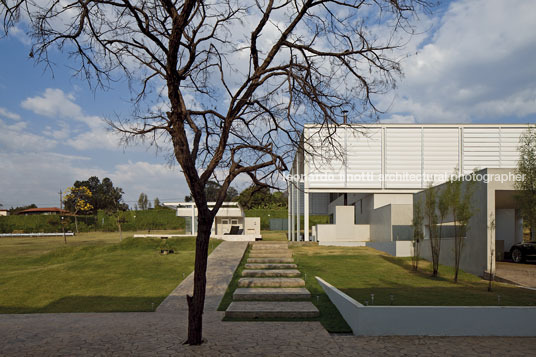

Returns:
164,201,262,241
0,209,8,216
16,207,70,216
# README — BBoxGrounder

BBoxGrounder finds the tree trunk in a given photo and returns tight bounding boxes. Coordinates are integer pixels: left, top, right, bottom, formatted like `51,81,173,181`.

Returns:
74,215,79,233
118,223,122,242
186,214,212,345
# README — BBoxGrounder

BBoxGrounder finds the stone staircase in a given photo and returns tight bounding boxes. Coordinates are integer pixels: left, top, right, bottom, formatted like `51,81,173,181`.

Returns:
225,241,319,319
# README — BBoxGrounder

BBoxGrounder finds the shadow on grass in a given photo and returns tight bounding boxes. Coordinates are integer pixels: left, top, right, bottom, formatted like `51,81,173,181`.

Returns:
378,255,454,283
0,295,168,314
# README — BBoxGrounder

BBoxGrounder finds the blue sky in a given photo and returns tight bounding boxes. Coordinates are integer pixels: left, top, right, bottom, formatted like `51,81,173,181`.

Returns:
1,0,535,208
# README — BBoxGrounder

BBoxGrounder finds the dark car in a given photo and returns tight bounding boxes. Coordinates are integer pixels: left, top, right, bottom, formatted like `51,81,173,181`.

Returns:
510,242,536,263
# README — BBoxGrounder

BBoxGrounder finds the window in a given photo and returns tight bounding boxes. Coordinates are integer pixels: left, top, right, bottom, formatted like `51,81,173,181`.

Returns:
222,219,229,225
231,219,238,225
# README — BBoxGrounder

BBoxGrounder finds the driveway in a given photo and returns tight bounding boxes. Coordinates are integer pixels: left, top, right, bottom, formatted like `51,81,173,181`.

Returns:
496,261,536,288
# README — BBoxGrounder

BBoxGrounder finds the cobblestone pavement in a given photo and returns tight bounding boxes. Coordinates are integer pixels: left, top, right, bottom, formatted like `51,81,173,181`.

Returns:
2,311,535,356
1,241,535,356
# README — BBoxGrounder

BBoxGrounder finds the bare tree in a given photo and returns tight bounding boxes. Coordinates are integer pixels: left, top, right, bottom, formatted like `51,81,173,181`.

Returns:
2,0,431,344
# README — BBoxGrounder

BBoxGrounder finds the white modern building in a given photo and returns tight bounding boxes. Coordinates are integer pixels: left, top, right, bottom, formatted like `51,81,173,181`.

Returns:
164,202,261,241
288,123,531,275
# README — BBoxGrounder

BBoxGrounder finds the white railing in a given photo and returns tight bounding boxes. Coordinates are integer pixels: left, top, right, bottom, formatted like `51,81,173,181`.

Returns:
0,233,75,237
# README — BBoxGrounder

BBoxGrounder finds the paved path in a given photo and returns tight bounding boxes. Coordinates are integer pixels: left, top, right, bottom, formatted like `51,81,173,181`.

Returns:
496,261,536,288
157,241,248,312
1,241,535,356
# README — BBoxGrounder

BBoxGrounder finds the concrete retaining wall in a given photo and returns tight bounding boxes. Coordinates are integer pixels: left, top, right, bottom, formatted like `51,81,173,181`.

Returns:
366,241,413,257
316,277,536,336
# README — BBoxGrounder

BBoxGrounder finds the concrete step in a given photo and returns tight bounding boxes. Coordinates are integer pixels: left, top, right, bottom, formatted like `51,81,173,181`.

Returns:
247,257,294,263
238,277,305,288
233,288,311,301
245,263,297,269
225,301,319,319
242,269,301,278
251,244,288,250
248,251,292,258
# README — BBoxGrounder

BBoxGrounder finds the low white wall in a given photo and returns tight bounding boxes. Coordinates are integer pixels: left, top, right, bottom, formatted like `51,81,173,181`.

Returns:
366,241,413,257
316,277,536,336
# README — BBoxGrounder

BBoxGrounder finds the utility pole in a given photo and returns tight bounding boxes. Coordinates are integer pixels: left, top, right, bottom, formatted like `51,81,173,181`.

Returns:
59,189,63,210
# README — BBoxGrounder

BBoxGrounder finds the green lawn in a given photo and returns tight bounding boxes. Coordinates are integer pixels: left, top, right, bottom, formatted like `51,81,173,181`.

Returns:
292,243,536,307
0,232,220,313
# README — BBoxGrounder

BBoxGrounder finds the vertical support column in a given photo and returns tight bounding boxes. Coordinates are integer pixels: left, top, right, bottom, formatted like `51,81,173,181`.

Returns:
304,191,309,242
292,182,298,241
296,153,301,241
288,183,292,241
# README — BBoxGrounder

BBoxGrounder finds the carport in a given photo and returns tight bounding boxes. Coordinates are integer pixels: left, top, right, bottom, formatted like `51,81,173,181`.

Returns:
494,190,524,261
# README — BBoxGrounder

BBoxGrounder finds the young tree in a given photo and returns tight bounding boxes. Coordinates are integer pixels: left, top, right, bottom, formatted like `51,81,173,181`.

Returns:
488,212,496,292
2,0,432,344
137,193,149,210
450,176,475,283
437,182,452,276
412,199,424,271
63,186,93,233
515,126,536,241
424,184,439,277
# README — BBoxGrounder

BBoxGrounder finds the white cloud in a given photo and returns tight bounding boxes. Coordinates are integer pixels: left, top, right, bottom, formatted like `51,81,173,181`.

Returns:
8,25,31,45
0,107,21,120
387,0,536,123
0,119,57,152
21,88,122,150
21,88,82,119
380,114,416,124
0,152,189,208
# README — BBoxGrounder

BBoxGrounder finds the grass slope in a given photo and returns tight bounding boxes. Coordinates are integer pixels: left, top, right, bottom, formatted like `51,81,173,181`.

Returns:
0,233,220,313
292,244,536,307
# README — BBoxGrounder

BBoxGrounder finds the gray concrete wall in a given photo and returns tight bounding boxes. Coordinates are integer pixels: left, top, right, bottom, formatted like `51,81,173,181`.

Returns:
370,204,391,242
355,194,373,224
496,209,516,251
317,276,536,337
416,175,489,276
416,168,520,276
366,241,413,257
391,204,413,241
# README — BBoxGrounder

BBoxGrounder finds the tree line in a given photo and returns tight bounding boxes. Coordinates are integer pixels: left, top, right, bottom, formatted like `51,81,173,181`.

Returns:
184,181,287,210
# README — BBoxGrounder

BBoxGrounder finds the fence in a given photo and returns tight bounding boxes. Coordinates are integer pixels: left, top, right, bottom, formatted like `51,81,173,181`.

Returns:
269,218,288,231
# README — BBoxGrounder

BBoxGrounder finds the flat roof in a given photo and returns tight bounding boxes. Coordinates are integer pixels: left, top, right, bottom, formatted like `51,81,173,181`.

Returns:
303,123,532,128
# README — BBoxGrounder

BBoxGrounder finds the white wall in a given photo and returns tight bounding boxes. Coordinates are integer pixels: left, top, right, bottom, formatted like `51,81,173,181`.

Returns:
317,277,536,337
304,125,527,190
